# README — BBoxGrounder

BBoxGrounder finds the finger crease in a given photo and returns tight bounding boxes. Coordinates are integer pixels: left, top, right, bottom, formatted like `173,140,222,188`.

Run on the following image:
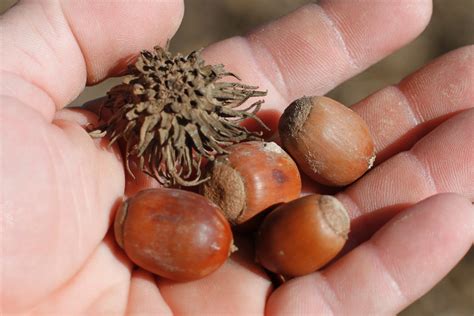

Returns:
314,272,341,316
29,13,59,63
317,3,359,71
366,242,409,308
1,68,58,120
394,84,424,125
407,150,439,195
58,1,88,84
245,35,291,104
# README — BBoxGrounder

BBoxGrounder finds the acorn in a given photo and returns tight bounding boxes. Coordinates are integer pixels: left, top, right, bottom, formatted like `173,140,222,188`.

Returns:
200,141,301,226
89,45,267,187
114,188,234,282
279,96,375,186
255,194,350,278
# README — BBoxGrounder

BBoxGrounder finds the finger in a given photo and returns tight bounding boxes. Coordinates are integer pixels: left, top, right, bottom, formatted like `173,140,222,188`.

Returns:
337,108,474,245
201,0,432,111
0,0,184,119
352,45,473,163
266,193,474,315
25,234,132,315
1,99,125,312
125,269,173,316
1,1,183,312
156,236,272,315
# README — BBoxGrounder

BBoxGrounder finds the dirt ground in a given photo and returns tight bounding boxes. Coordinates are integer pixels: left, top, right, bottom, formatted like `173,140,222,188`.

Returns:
2,0,473,314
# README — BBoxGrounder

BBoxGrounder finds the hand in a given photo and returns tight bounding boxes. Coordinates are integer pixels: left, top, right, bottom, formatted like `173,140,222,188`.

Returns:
1,0,472,314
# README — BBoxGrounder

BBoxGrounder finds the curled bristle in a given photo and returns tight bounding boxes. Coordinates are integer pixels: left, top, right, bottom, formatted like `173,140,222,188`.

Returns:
90,45,268,187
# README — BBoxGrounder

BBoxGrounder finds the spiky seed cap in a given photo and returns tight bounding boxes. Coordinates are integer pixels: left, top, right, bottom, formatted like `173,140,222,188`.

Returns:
90,45,267,187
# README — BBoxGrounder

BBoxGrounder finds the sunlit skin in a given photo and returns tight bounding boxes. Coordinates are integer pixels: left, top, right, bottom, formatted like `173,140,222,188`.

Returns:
1,0,473,315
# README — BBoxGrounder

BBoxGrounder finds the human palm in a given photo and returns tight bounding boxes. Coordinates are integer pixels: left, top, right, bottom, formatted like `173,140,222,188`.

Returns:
2,1,473,315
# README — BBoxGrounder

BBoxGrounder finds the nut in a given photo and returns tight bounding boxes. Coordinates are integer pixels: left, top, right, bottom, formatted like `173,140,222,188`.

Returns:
255,194,350,278
279,96,375,186
114,188,233,281
201,141,301,226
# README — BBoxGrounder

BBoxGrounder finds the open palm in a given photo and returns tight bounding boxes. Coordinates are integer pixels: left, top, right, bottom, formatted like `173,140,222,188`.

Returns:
2,0,473,315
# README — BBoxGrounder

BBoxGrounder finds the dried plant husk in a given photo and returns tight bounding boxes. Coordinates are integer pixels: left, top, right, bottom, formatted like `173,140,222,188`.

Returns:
89,45,267,187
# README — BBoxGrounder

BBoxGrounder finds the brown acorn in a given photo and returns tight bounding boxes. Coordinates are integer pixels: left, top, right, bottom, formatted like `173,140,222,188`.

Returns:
279,96,375,186
255,194,350,278
201,141,301,226
115,188,234,281
90,45,267,187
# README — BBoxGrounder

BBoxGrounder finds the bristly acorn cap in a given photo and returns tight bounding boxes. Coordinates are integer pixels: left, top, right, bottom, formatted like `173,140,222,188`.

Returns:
89,45,268,187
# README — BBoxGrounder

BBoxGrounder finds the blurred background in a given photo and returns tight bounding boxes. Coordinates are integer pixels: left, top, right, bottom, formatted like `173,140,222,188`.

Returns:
1,0,473,314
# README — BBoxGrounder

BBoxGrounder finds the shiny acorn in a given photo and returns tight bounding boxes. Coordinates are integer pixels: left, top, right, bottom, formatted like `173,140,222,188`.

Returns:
279,96,375,186
255,194,350,278
200,141,302,226
114,188,233,281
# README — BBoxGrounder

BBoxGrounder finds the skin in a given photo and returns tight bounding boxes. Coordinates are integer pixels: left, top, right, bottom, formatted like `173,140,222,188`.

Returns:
1,0,473,315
